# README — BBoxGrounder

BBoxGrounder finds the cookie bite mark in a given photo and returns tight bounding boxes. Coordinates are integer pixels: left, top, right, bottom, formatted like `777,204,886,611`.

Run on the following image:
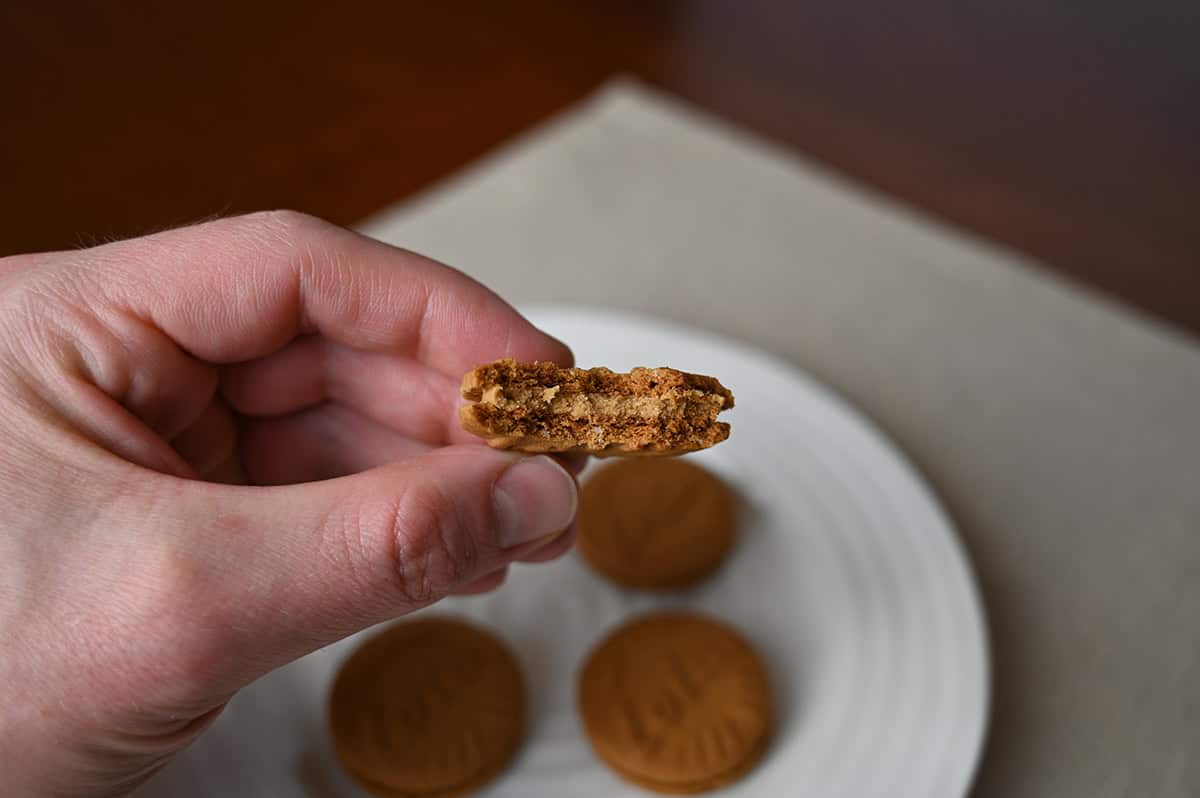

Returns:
459,359,734,456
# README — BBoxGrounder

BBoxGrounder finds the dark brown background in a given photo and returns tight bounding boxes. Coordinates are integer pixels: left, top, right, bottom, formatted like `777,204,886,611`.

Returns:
3,0,1198,335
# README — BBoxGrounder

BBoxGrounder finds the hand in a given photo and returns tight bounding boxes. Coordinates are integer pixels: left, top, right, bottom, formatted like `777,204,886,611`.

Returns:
0,211,580,797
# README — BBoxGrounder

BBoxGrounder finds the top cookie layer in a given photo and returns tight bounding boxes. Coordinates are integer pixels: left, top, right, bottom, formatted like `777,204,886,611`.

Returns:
328,617,525,795
578,611,772,792
578,458,738,589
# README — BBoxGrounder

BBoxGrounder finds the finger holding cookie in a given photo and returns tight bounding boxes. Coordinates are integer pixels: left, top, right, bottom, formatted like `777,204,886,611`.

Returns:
0,213,583,794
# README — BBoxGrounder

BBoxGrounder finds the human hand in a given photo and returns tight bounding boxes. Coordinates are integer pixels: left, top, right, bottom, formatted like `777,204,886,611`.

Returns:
0,211,580,796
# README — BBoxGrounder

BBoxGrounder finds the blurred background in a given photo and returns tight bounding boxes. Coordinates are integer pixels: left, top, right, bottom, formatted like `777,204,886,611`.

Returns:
3,0,1198,334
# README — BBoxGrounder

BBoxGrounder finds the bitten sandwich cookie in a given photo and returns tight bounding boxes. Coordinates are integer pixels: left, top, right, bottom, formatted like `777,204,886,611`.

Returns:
459,359,734,456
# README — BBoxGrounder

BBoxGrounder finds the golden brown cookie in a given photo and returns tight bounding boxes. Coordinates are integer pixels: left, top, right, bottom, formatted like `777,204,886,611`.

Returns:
577,459,738,590
328,617,525,798
578,611,772,794
459,359,734,456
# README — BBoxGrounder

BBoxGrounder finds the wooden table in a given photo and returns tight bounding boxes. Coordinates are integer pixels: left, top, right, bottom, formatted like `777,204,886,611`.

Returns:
4,0,1197,333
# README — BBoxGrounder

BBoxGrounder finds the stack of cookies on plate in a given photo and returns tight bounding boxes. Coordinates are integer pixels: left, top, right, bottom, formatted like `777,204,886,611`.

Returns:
328,360,771,796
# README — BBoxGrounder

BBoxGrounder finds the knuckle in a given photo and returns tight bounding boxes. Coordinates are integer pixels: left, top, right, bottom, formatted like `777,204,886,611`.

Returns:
228,210,337,272
246,209,333,244
378,484,480,606
239,210,353,317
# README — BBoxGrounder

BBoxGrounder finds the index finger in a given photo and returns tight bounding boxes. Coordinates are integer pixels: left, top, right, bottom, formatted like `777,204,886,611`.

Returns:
79,210,571,374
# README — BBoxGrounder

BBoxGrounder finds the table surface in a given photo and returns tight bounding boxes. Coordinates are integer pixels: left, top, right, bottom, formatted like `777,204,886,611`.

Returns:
3,1,1199,336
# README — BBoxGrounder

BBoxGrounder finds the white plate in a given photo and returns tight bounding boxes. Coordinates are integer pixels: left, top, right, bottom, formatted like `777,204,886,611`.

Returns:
140,306,989,798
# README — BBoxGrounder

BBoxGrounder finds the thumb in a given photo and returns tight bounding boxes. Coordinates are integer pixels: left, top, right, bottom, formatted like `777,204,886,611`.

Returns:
155,445,577,696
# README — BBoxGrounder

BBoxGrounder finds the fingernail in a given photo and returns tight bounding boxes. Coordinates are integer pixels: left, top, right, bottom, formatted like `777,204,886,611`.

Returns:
492,455,578,548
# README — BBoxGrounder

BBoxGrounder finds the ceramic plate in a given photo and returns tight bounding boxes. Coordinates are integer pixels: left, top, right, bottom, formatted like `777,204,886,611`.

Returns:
140,306,989,798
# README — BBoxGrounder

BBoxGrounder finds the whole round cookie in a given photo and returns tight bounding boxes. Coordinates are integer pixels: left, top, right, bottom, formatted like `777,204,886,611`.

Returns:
328,617,525,797
578,611,773,794
577,458,738,589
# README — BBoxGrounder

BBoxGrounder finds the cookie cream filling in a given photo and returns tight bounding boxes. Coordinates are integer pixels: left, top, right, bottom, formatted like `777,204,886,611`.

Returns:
479,386,718,421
